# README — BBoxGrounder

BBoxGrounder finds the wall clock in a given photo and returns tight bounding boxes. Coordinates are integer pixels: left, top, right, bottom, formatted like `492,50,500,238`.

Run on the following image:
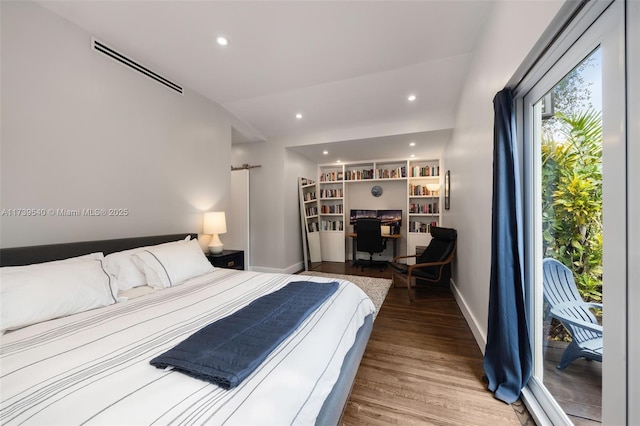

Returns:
371,185,383,197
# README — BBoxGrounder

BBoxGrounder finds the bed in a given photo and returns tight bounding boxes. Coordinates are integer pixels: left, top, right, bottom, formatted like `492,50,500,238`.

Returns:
0,234,375,425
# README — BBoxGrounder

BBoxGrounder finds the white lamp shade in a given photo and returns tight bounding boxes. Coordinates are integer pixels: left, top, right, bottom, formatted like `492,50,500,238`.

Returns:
204,212,227,254
203,212,227,235
426,183,441,192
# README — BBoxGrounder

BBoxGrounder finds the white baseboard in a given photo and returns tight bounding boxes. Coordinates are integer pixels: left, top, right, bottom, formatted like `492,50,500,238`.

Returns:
450,278,487,354
284,262,304,274
249,262,304,275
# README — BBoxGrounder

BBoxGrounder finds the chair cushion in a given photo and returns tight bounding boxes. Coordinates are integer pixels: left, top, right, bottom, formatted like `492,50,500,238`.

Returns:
414,227,456,264
417,239,454,264
430,226,457,241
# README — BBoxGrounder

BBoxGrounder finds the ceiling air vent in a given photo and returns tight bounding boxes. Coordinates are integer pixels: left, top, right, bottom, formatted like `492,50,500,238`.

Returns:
92,38,183,95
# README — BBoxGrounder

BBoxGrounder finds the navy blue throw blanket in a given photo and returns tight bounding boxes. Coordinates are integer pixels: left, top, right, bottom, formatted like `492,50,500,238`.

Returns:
150,281,339,389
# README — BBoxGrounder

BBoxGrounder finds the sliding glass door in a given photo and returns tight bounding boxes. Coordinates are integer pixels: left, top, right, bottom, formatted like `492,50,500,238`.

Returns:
521,1,626,424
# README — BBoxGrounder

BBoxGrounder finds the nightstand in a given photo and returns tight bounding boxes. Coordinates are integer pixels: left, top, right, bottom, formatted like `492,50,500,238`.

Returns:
206,250,244,270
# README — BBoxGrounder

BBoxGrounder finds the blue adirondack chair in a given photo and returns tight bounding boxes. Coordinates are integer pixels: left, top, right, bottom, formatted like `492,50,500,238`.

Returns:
542,258,603,369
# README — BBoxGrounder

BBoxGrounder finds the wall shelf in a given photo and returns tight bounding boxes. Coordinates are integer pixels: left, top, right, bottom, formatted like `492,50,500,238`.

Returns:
298,177,322,269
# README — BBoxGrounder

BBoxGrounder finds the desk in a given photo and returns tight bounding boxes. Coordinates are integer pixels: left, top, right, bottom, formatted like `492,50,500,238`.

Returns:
346,232,401,265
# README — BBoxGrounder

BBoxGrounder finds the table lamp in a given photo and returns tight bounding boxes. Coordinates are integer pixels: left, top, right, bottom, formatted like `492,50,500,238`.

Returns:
203,211,227,254
426,183,441,196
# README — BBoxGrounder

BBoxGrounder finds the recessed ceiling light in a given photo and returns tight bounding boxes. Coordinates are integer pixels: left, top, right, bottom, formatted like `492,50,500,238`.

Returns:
409,142,416,147
216,36,229,46
408,94,417,102
295,113,303,119
410,154,416,158
323,150,328,155
336,160,341,163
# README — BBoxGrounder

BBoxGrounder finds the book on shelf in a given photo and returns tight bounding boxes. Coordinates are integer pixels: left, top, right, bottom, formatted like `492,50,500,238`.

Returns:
409,220,439,233
319,188,344,198
410,165,440,177
376,166,406,179
303,191,317,201
345,168,374,180
306,206,318,216
307,222,319,232
320,204,343,214
320,220,344,231
409,202,439,214
320,171,342,182
409,184,439,196
300,177,316,185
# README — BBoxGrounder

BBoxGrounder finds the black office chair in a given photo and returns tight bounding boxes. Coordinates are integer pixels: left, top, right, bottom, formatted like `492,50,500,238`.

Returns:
355,218,387,271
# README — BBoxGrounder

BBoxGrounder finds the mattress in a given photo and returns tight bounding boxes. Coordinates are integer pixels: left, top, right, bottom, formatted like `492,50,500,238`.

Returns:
0,268,375,425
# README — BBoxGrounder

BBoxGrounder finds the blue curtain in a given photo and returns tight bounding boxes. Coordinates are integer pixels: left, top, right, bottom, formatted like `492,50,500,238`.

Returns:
483,88,532,404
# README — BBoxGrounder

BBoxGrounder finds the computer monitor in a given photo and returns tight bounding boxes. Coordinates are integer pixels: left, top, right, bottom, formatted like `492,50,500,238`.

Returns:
349,209,402,232
349,209,377,225
377,209,402,228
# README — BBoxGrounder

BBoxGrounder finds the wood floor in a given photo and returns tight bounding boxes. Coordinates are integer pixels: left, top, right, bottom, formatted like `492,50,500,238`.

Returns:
307,262,533,426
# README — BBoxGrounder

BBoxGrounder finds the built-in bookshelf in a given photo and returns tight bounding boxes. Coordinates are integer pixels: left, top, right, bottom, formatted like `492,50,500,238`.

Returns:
298,177,321,268
317,165,346,262
318,171,345,233
406,159,441,264
310,158,442,263
408,159,441,235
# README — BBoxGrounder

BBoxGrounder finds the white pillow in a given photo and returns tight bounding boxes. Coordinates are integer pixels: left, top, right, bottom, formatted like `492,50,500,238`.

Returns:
132,239,214,289
0,259,116,333
4,253,116,298
103,237,190,291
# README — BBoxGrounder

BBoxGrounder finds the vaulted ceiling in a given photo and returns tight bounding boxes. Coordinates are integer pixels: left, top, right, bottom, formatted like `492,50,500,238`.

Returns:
38,1,494,163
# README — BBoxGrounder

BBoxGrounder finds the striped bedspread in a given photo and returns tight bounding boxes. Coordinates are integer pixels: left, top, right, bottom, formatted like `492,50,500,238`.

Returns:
0,269,375,425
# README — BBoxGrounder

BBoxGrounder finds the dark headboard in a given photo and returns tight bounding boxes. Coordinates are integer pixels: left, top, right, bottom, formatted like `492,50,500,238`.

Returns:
0,233,198,267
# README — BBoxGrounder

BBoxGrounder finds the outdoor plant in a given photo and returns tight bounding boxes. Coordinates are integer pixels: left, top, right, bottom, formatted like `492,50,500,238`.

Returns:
541,108,603,303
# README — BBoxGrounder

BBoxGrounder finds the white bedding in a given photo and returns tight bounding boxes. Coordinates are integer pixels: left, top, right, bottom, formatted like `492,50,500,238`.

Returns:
0,269,375,425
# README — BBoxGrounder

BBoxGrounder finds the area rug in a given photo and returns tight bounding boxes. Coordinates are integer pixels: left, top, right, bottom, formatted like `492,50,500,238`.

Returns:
299,271,391,318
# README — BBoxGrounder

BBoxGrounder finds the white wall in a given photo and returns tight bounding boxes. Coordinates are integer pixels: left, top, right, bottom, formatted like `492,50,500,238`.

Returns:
231,1,562,276
231,142,316,271
226,169,250,266
230,142,281,270
345,180,406,261
1,1,234,247
284,149,318,270
234,134,416,271
0,0,561,279
442,0,562,347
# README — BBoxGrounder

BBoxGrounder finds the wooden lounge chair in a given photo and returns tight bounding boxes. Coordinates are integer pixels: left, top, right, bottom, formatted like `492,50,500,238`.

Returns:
389,226,457,301
542,258,603,369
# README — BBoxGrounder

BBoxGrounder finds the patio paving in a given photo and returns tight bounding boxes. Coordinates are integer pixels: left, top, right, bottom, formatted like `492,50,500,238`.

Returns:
543,340,602,424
